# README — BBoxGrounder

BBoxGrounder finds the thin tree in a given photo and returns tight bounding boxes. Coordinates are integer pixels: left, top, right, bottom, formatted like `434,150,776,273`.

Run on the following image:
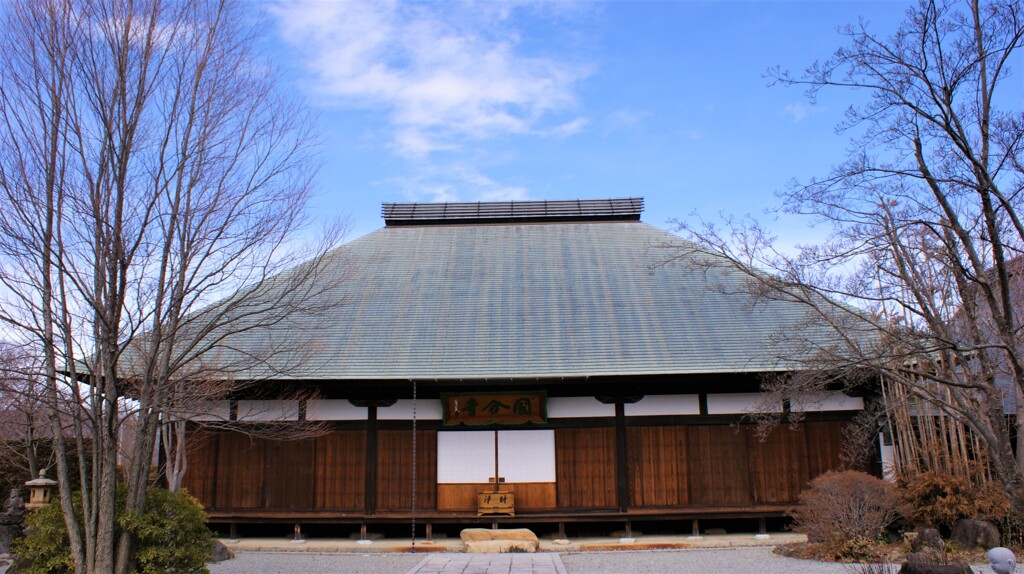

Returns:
673,0,1024,518
0,1,341,572
0,344,52,484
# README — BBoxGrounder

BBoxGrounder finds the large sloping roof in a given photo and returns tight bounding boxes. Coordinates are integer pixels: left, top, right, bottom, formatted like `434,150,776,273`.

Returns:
209,199,841,381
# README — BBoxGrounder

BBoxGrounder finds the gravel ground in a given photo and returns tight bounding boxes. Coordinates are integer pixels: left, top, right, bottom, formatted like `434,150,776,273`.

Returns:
204,548,1017,574
206,551,423,574
3,548,1017,574
561,548,859,573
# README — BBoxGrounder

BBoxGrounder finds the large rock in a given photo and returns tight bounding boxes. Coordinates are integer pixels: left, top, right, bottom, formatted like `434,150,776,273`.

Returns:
0,526,18,555
209,539,233,562
911,528,944,553
904,550,945,565
463,539,537,553
460,528,538,543
897,564,974,574
951,519,1000,550
460,528,539,553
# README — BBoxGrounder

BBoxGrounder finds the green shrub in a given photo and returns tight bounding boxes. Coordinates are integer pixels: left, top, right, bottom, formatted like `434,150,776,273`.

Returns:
12,486,213,574
119,488,213,574
899,471,1010,532
11,497,74,574
836,535,886,562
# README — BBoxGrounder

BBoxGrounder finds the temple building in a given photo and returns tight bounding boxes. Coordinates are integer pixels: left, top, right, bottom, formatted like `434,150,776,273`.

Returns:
180,197,868,539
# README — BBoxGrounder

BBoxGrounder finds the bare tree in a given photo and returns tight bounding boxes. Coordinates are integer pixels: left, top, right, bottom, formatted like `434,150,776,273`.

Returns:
0,0,341,572
674,0,1024,518
0,344,51,483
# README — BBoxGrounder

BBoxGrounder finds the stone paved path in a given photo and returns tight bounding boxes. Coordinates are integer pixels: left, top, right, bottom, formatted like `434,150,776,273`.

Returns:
406,552,567,574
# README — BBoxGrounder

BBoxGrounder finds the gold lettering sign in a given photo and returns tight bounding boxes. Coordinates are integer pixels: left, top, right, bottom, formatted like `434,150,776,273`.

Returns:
441,392,547,426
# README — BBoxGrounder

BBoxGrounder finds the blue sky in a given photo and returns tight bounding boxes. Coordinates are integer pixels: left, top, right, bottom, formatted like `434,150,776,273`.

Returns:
265,1,912,244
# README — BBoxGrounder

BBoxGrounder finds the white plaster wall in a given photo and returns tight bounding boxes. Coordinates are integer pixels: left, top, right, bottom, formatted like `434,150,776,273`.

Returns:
706,393,782,414
499,430,556,483
437,431,493,483
625,395,700,416
184,401,230,422
236,400,299,421
437,430,556,483
547,397,614,418
791,391,865,412
378,399,443,420
305,400,368,421
880,432,896,482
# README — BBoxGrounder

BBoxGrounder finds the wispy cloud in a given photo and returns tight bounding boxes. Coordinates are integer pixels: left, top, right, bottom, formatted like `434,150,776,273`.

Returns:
387,164,530,203
272,1,592,159
784,102,824,122
605,109,647,131
550,117,590,138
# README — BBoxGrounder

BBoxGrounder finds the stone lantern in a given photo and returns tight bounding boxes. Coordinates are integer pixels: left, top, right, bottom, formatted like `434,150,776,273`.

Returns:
24,469,57,510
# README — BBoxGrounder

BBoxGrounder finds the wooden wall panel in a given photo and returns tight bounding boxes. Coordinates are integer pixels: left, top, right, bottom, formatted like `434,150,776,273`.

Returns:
806,420,848,478
182,430,218,508
747,425,810,504
554,427,617,509
214,432,265,509
315,430,366,510
264,438,316,510
376,429,437,512
627,426,689,507
437,483,556,511
184,419,854,515
687,425,752,506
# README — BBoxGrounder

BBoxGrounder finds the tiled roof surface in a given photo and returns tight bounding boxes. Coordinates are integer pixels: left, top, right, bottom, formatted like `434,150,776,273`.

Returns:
206,219,841,381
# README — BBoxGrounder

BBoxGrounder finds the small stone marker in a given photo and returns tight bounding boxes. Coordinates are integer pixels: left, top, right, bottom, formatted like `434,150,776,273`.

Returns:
988,547,1016,574
0,488,25,555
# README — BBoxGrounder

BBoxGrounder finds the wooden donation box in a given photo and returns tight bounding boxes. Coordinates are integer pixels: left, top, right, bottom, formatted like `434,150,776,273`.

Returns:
477,491,515,516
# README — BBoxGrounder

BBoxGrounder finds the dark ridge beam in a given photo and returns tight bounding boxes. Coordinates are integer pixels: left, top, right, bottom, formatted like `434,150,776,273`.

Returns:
382,197,644,226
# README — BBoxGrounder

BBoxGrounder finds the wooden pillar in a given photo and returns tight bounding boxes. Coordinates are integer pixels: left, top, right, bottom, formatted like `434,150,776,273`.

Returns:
493,430,500,490
425,523,433,542
691,518,700,537
365,405,378,516
614,401,629,512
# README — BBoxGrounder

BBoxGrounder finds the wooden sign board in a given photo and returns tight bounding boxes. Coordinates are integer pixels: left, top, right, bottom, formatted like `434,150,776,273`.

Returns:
441,391,547,426
477,491,515,516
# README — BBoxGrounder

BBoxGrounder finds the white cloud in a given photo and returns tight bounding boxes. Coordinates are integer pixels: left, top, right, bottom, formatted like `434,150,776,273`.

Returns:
388,164,530,204
272,1,592,158
550,117,589,138
784,102,824,122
